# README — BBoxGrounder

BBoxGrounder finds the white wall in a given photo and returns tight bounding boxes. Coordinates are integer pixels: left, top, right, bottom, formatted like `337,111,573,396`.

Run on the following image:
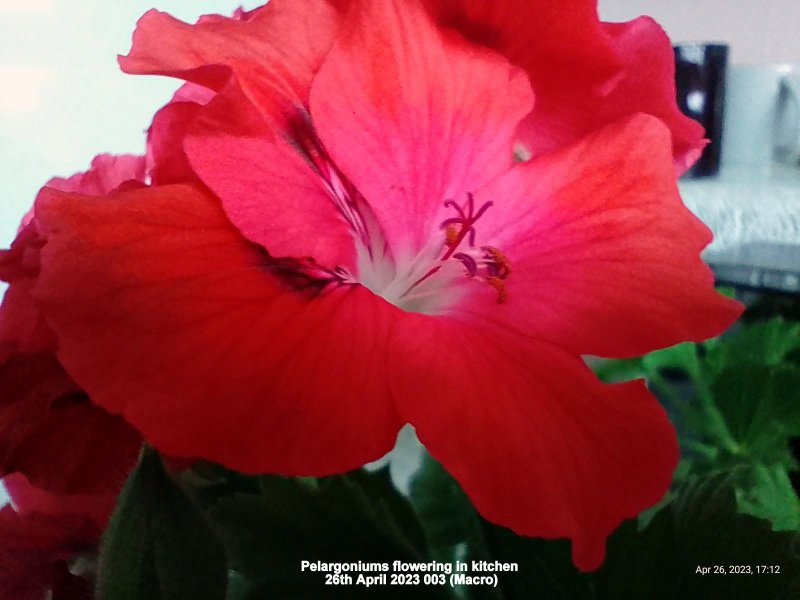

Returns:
600,0,800,64
0,0,261,247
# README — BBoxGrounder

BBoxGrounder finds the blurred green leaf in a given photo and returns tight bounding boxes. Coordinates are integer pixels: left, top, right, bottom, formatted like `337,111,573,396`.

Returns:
710,364,800,467
96,448,227,600
595,316,800,533
345,467,429,557
735,463,800,530
592,357,645,384
208,469,449,599
409,453,479,564
642,342,701,380
705,318,800,376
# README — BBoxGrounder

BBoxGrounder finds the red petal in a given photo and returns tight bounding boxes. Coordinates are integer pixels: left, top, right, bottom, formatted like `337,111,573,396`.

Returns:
185,82,358,269
600,18,705,173
4,473,113,527
425,1,703,170
34,184,403,474
0,356,72,471
46,154,146,196
119,2,341,128
390,315,679,571
147,101,202,186
0,354,139,496
0,155,145,495
310,0,533,256
427,0,619,84
463,114,742,358
5,399,140,497
0,475,104,600
0,222,54,356
0,279,55,358
516,17,703,171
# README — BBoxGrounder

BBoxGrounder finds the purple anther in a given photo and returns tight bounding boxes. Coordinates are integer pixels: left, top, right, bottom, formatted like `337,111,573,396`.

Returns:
453,252,478,277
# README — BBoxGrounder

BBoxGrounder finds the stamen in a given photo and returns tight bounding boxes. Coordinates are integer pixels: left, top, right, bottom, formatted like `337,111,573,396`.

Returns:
482,246,512,279
438,193,494,256
445,224,461,248
486,276,508,304
398,192,511,307
453,252,478,277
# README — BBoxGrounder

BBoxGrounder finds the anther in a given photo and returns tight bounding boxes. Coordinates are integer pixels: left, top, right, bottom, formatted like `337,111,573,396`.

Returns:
482,246,512,279
445,224,461,248
486,277,508,304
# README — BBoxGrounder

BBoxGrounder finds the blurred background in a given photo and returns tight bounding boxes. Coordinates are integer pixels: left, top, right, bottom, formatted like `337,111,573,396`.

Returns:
0,0,261,248
1,1,800,506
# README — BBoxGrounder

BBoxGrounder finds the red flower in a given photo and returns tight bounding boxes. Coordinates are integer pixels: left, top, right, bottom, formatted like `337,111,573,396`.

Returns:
0,155,143,497
29,0,741,570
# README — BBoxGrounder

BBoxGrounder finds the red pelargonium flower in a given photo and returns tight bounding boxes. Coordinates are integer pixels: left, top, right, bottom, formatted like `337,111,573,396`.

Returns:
0,155,143,497
31,0,741,570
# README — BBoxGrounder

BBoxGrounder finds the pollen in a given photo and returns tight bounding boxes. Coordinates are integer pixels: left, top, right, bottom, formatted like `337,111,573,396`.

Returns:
445,224,461,248
483,246,512,278
487,276,508,304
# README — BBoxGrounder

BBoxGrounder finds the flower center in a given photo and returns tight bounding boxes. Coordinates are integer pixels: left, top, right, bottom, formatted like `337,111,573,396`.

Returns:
286,113,510,314
369,193,511,313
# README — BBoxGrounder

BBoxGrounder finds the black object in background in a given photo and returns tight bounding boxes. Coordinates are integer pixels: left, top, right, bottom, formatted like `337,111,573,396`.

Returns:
674,43,729,177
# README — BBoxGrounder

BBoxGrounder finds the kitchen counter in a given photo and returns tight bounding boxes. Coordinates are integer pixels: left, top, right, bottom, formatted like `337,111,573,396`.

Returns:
680,164,800,293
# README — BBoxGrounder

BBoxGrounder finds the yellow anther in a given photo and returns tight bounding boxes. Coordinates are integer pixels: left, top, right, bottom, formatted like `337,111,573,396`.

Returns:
487,276,508,304
484,246,512,278
445,224,461,248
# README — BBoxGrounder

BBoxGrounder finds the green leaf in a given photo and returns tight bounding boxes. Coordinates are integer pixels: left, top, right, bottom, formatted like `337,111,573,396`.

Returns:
409,453,472,562
96,448,228,600
642,342,701,380
481,473,800,599
705,318,800,375
735,463,800,531
410,451,800,599
408,454,504,600
346,466,430,557
208,470,450,599
710,364,800,466
591,357,645,384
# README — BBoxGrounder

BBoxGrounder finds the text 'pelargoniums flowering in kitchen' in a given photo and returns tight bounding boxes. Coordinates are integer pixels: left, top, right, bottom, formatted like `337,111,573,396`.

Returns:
26,0,741,571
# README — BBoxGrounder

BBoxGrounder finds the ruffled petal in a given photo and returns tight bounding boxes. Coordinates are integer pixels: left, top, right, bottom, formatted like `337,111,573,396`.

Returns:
0,352,140,497
0,224,54,357
0,155,146,496
426,0,619,84
310,0,533,257
0,474,104,600
517,17,703,172
45,154,146,196
424,1,703,171
4,473,113,526
147,101,203,186
34,184,404,474
3,391,141,497
0,355,72,470
185,82,358,269
119,1,341,128
600,18,705,173
458,114,741,358
390,315,679,571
